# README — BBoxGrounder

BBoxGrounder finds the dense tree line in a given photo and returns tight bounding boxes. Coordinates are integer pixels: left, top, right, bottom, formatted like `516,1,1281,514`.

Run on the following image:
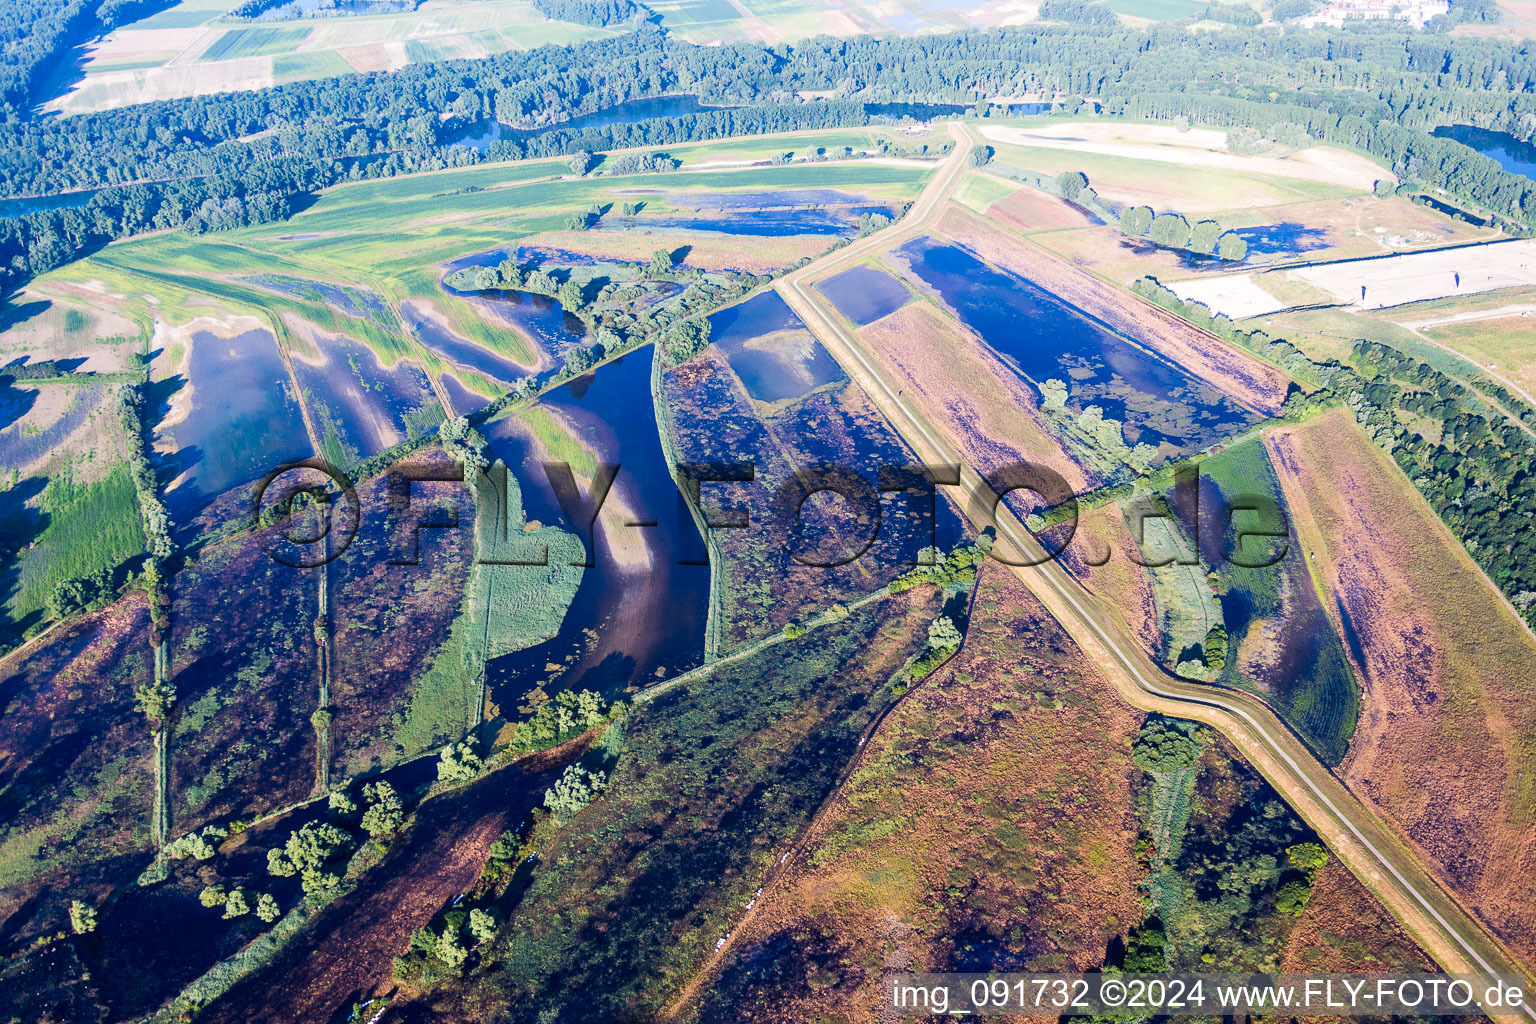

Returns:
1339,340,1536,626
529,0,639,27
6,21,1536,293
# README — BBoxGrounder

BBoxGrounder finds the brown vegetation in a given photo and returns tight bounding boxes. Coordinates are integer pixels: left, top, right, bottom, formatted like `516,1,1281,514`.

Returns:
693,568,1146,1022
0,594,155,950
855,300,1094,492
1266,409,1536,963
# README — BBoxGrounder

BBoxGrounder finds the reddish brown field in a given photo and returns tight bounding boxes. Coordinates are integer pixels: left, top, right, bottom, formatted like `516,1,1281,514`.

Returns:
1266,409,1536,964
693,568,1146,1023
988,184,1101,233
1283,860,1437,973
0,595,156,949
1054,502,1162,658
935,204,1294,415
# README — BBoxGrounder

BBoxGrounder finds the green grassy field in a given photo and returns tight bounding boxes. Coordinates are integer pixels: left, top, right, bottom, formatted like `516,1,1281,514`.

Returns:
1103,0,1207,18
200,26,313,62
6,463,144,638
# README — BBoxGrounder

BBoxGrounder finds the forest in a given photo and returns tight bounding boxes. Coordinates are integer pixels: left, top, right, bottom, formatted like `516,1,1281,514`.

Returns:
5,19,1536,297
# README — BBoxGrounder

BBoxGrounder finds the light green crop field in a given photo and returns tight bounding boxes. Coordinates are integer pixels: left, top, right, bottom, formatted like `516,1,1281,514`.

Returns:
48,0,618,114
652,0,1037,44
31,148,930,420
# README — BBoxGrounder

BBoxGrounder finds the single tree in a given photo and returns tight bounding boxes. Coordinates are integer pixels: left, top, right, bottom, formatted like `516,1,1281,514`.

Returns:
1216,232,1248,261
1055,169,1088,202
256,892,281,923
927,615,963,651
468,907,498,944
360,781,405,839
69,899,98,935
223,888,251,918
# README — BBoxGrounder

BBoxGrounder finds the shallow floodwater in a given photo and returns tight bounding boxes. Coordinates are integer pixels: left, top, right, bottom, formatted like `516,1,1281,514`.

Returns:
290,336,439,464
1230,222,1331,257
480,352,709,706
440,373,492,416
612,204,899,238
707,292,845,402
895,237,1261,453
154,329,313,519
401,302,532,384
817,265,912,325
469,288,588,357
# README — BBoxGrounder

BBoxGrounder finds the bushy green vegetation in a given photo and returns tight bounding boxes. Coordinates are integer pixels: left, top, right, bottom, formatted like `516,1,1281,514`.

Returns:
507,689,617,753
888,537,991,594
542,763,608,823
1133,717,1325,969
266,821,355,896
1339,340,1536,628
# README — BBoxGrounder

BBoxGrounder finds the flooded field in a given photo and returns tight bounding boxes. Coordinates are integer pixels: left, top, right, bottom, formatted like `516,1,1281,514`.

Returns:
817,265,913,326
440,372,492,416
707,291,844,403
480,351,709,708
607,205,898,238
401,302,532,384
247,275,389,321
0,383,105,472
893,237,1261,456
1230,222,1332,257
447,96,725,151
152,329,314,521
1181,439,1359,763
290,334,439,465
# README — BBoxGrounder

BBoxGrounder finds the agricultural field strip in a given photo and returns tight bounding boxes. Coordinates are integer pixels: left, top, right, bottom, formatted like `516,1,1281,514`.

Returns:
775,122,1536,1003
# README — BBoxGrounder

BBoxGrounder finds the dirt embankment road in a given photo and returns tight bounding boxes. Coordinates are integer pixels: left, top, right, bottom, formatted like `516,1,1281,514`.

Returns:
775,121,1536,1016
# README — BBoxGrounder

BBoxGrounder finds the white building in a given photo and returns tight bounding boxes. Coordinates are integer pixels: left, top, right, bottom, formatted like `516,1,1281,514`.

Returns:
1298,0,1450,29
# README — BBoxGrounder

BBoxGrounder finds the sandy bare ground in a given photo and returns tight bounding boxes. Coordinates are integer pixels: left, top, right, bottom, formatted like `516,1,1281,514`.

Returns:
979,121,1391,192
936,204,1294,413
1166,272,1292,319
1291,238,1536,310
56,57,277,114
1265,409,1536,963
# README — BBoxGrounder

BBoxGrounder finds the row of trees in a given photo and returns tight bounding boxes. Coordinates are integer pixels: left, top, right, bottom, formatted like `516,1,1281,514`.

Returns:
7,21,1536,294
